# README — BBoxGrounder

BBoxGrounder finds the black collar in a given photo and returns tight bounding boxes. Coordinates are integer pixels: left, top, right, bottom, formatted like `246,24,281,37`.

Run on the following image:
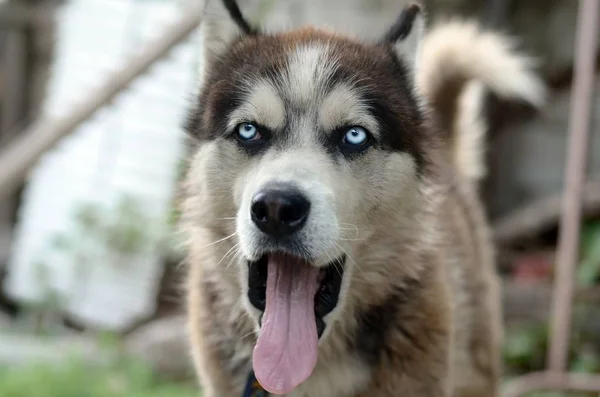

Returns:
242,371,269,397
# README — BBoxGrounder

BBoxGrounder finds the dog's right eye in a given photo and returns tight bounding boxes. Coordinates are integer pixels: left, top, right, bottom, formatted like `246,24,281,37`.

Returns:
236,123,262,142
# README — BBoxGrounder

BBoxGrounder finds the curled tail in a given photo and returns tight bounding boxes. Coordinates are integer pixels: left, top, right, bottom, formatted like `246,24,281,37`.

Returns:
416,20,546,182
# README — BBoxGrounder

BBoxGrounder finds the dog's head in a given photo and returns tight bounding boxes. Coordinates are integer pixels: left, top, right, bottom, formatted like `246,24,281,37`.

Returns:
185,0,436,393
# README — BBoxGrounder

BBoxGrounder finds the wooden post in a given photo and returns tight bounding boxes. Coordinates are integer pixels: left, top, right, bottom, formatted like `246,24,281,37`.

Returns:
0,26,28,269
1,30,27,144
503,1,600,395
547,0,599,374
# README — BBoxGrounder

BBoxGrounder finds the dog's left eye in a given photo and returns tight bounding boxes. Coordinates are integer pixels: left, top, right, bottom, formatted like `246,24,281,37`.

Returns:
236,123,262,141
342,126,370,146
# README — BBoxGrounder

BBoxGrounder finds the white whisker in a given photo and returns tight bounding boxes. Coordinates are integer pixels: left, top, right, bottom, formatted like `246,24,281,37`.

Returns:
199,232,237,249
337,237,365,242
338,223,360,240
217,243,240,267
240,329,258,341
335,243,363,276
225,247,244,271
322,249,336,275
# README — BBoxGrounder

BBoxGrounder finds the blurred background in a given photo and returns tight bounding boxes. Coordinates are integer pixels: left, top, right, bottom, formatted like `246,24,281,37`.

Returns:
0,0,598,396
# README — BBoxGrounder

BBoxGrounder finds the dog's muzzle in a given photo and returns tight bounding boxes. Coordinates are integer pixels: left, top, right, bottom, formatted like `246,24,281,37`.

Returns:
243,183,346,395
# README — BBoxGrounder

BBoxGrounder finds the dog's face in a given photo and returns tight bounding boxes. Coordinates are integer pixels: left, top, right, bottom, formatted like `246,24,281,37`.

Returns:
186,1,433,394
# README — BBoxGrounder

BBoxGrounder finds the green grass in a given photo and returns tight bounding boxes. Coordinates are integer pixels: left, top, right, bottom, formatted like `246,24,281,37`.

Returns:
0,355,199,397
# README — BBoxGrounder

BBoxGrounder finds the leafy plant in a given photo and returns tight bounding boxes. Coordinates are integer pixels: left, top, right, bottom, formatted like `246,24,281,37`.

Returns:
504,219,600,377
503,324,549,374
576,220,600,286
49,195,168,270
0,355,199,397
570,346,600,373
102,197,149,257
16,195,172,332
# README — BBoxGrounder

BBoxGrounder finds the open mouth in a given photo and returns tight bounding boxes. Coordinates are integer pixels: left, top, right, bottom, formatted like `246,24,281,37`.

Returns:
247,253,345,336
247,252,345,394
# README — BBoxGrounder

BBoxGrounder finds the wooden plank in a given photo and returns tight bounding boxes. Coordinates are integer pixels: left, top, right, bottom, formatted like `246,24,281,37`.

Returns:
0,2,204,201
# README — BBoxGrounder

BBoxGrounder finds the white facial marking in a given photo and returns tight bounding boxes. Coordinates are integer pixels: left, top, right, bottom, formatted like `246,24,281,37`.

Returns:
319,84,379,137
236,148,340,266
285,43,336,106
228,80,286,131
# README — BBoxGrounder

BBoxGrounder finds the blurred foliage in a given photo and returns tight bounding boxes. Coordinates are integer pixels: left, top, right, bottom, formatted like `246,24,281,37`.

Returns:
503,322,600,375
0,357,199,397
14,195,174,333
503,324,549,373
504,219,600,378
576,220,600,286
54,196,157,259
102,198,148,256
521,392,597,397
0,332,198,397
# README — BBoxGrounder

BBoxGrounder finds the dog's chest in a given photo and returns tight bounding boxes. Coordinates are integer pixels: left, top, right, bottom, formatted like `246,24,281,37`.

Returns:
282,355,371,397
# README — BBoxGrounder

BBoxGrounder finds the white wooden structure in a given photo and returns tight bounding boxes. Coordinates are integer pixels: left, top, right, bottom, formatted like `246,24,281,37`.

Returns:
4,0,201,331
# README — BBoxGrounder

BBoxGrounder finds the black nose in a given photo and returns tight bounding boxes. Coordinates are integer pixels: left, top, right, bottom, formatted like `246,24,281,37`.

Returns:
250,186,311,237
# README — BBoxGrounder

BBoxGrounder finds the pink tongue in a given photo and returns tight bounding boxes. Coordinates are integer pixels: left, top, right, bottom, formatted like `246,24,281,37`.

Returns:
252,254,320,395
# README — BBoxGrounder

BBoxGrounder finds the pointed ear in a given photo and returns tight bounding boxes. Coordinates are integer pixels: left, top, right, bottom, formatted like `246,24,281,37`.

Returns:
201,0,257,69
381,3,425,70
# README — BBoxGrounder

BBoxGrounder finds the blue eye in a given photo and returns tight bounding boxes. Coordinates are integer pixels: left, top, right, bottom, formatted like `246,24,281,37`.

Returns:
237,123,261,141
343,126,369,145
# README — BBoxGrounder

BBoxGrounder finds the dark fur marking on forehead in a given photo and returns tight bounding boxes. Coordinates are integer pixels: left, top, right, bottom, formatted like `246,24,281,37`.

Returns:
381,3,421,43
221,0,257,35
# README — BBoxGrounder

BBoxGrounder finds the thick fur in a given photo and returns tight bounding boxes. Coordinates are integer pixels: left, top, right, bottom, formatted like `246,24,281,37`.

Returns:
182,2,545,397
417,20,546,182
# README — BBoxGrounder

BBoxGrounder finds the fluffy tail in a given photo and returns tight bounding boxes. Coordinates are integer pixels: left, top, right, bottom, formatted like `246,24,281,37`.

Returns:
416,20,546,182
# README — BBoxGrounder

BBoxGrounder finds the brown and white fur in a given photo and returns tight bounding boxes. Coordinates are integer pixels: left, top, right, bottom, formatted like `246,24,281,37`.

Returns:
182,1,546,396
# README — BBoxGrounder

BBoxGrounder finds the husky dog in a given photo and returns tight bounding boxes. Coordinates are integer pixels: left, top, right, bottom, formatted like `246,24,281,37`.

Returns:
182,0,545,396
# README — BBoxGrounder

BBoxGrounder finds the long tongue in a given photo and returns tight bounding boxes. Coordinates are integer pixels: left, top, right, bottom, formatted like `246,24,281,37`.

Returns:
252,254,320,395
